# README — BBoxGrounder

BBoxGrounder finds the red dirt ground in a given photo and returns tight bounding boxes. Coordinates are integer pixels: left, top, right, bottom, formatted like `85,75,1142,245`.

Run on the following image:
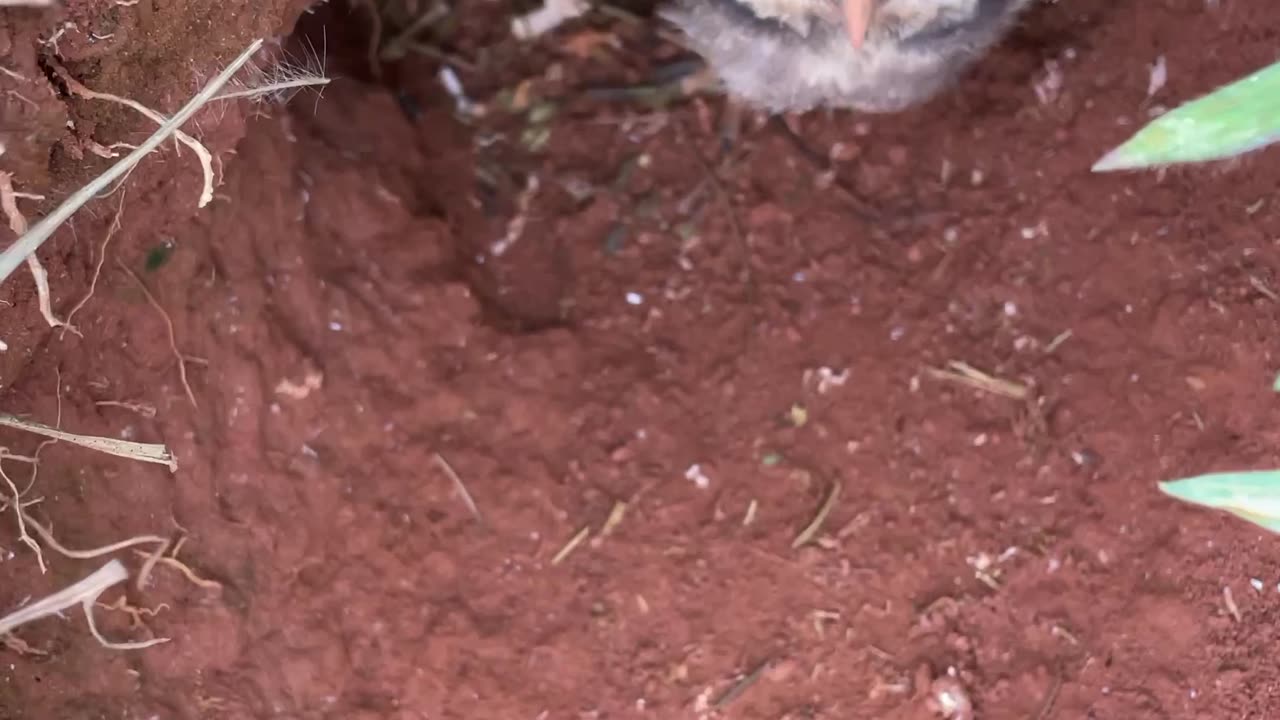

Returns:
3,0,1280,718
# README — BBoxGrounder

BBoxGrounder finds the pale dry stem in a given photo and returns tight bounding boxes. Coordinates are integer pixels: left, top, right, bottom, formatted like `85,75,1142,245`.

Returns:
0,412,176,469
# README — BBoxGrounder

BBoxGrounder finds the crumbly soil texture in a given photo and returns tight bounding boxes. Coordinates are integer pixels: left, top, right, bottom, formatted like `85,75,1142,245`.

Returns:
2,0,1280,718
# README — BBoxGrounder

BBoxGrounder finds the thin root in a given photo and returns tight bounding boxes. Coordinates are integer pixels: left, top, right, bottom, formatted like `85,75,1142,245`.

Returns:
63,190,127,333
0,462,46,573
50,63,216,208
97,595,170,629
0,172,78,334
131,548,223,591
792,480,842,549
116,258,199,409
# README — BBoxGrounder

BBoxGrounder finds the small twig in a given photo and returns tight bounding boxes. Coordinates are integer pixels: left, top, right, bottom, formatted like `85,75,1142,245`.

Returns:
116,258,198,409
926,360,1029,401
713,657,772,708
792,480,841,549
1033,671,1063,720
1250,275,1279,302
599,500,627,537
1045,330,1073,354
551,525,590,566
432,453,482,523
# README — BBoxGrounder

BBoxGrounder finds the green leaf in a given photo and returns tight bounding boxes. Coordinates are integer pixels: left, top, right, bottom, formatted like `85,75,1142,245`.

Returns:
1159,470,1280,533
1093,59,1280,172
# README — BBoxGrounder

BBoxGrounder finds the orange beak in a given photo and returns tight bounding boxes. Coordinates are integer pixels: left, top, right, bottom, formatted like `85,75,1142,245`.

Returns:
843,0,872,49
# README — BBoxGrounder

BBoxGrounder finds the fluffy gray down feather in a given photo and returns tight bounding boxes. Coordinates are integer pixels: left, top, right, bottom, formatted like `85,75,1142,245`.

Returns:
660,0,1035,113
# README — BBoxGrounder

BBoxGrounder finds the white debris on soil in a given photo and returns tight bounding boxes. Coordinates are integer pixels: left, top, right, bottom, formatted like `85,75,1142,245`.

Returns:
685,464,711,490
511,0,589,39
927,673,974,720
1148,55,1168,98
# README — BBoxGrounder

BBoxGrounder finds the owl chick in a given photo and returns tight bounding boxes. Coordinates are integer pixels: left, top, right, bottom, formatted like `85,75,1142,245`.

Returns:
661,0,1035,113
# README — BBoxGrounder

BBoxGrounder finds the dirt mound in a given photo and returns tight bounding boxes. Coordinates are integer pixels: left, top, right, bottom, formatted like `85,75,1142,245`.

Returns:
3,1,1280,718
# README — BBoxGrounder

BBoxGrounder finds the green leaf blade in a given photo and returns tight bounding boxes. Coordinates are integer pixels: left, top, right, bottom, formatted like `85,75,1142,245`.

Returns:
1159,469,1280,533
1093,59,1280,172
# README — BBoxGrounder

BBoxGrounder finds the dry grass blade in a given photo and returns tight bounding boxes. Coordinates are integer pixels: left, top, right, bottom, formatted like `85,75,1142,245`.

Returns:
926,360,1029,401
0,38,265,286
792,480,841,549
0,413,176,471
